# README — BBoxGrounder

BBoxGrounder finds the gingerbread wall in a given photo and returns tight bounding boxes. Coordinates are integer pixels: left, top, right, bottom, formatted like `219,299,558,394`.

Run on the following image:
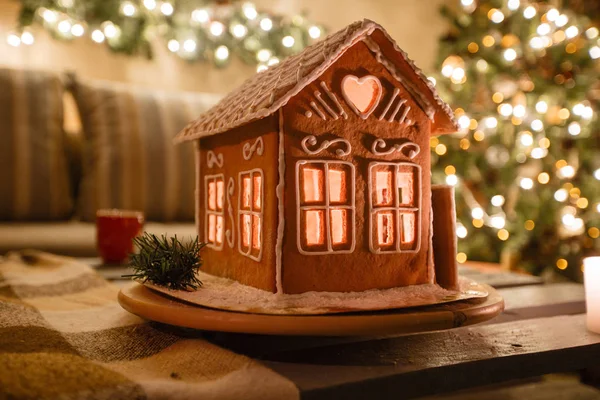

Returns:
280,40,434,294
197,116,279,292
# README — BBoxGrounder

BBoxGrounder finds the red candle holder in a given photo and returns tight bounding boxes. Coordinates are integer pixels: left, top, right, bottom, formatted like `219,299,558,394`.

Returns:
96,209,145,264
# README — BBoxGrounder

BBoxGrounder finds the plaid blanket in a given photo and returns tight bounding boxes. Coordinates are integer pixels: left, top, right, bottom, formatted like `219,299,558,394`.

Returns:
0,251,299,400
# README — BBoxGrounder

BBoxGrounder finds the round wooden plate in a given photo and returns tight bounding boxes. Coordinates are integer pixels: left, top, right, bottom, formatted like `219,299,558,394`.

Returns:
119,283,504,336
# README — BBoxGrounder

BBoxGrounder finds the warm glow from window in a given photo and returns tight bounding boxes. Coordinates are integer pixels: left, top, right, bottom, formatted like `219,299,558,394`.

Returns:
377,212,395,246
370,163,420,253
208,181,216,210
297,161,354,253
328,169,346,203
401,213,415,244
239,170,264,260
305,210,324,245
330,209,347,245
375,171,393,206
303,168,323,203
205,175,225,248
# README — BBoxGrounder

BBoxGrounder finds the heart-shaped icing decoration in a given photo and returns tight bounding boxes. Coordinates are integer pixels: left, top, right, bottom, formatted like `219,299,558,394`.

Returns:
341,75,383,119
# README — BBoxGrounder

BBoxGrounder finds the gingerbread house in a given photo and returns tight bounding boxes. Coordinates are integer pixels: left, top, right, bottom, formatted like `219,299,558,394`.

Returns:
175,19,459,294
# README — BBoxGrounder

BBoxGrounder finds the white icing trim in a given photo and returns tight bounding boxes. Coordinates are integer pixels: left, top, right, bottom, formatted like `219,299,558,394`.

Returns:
237,168,264,262
225,177,235,249
388,99,407,122
368,162,422,254
362,36,436,121
295,160,356,255
319,81,348,119
301,135,351,157
309,102,327,120
315,91,339,120
275,110,285,294
204,173,225,251
340,74,383,120
242,137,264,160
305,110,313,118
378,87,399,121
371,139,420,159
207,150,223,168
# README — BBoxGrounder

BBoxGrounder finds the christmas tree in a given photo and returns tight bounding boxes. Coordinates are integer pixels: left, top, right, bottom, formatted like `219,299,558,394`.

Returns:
432,0,599,280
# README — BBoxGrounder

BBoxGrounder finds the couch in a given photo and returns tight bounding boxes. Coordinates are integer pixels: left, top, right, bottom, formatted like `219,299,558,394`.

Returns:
0,67,221,257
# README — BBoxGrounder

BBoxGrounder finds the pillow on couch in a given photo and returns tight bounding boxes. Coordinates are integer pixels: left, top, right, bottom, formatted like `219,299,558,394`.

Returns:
70,78,221,222
0,68,73,221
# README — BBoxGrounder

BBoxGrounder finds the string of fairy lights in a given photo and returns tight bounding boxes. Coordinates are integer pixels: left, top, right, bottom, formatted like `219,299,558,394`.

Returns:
7,0,324,69
432,0,599,272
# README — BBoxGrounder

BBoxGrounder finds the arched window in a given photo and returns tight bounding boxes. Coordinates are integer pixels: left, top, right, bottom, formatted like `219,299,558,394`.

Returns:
369,162,421,253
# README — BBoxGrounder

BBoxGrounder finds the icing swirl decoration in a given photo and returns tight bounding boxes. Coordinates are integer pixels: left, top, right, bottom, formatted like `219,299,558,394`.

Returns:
301,135,351,157
341,74,383,119
371,139,420,159
206,151,224,168
242,137,264,160
225,177,235,248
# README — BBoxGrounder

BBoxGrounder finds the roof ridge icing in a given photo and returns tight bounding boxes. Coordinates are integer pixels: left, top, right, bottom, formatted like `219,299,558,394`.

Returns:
175,19,456,143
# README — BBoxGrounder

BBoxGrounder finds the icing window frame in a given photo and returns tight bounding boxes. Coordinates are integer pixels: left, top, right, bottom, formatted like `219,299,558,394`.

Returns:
204,174,225,250
368,162,421,254
295,160,356,255
237,168,264,262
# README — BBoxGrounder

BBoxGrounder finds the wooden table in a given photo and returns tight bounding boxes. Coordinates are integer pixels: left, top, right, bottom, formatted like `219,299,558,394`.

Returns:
91,259,599,399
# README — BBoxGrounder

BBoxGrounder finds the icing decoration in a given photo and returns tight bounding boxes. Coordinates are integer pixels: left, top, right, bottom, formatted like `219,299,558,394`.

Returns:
368,162,421,254
319,81,348,119
362,36,435,120
309,102,327,120
314,91,339,120
242,137,264,160
225,177,235,248
341,74,383,119
237,168,264,262
305,110,313,118
378,88,399,121
275,110,285,294
388,99,408,122
301,135,351,157
295,160,356,255
194,141,201,238
204,174,225,250
371,139,421,159
207,151,224,168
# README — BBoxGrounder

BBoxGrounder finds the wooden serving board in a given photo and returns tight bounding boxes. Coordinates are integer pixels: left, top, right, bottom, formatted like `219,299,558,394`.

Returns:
118,282,504,336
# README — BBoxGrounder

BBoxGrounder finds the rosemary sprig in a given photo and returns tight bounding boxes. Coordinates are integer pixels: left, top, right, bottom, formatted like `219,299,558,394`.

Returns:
123,233,206,291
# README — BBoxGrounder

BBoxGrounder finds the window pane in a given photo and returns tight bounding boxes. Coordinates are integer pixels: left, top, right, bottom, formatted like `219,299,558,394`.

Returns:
302,167,323,203
216,180,224,211
242,214,251,249
216,216,224,244
252,215,261,250
208,181,216,211
401,212,416,244
330,208,347,245
305,210,324,245
208,214,216,243
328,168,347,204
375,170,393,206
242,176,251,209
397,170,414,206
377,211,395,246
253,175,262,211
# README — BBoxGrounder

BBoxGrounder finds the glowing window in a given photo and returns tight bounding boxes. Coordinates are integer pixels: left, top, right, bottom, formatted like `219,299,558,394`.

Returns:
238,169,263,261
296,161,355,254
369,163,421,253
205,174,225,250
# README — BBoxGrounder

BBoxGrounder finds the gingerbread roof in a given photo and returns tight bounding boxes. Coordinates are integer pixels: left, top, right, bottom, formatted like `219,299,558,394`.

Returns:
175,19,458,143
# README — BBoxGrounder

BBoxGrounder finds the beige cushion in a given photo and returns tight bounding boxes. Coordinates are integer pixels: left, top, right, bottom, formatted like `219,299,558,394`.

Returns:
0,221,197,257
0,68,73,221
70,78,221,222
